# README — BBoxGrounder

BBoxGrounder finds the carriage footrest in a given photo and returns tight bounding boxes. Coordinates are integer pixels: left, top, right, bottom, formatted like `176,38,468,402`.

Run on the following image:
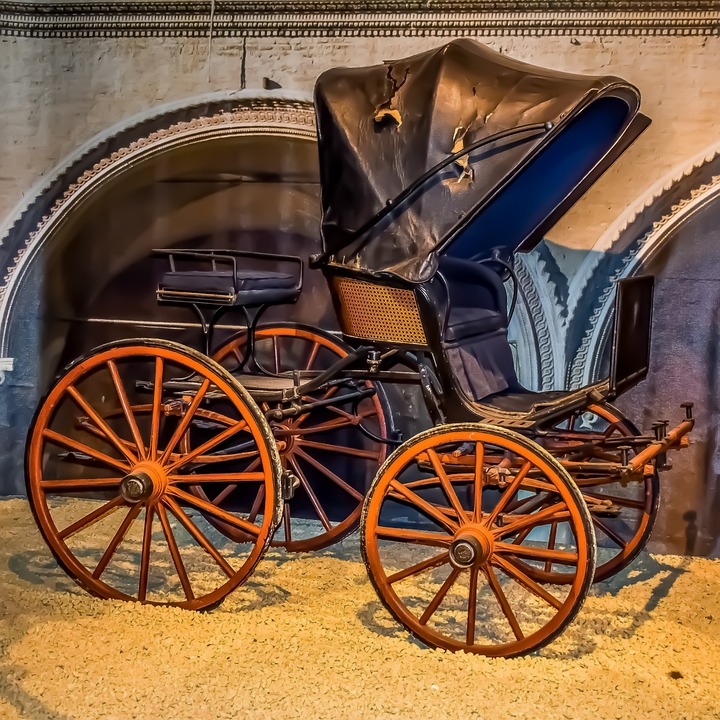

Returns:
628,413,694,474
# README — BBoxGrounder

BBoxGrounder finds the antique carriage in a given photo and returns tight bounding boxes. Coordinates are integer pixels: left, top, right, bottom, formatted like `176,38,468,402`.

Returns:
25,40,693,657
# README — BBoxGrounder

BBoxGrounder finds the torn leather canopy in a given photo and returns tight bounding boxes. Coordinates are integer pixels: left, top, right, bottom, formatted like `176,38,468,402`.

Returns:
314,38,644,282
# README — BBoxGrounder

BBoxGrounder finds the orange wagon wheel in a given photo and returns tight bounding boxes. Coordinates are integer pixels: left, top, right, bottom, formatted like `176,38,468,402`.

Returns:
208,323,389,552
361,423,595,657
26,339,282,609
533,403,660,584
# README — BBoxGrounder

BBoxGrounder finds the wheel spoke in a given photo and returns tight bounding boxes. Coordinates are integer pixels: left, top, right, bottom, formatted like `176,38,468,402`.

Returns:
495,541,578,566
160,378,211,463
157,503,194,601
43,429,130,473
419,567,461,625
466,566,479,646
282,503,292,542
77,421,142,457
169,472,265,484
41,478,123,493
138,505,154,601
375,526,452,547
503,491,552,517
247,482,266,524
473,442,484,522
291,386,340,429
582,491,645,510
546,521,558,572
305,341,320,370
58,495,125,540
493,555,563,610
297,439,380,461
165,419,249,474
169,487,261,538
289,457,332,530
92,504,142,578
164,498,235,578
150,358,164,460
493,502,569,539
387,551,450,584
483,564,524,640
388,480,459,533
288,408,378,437
511,526,533,546
483,460,532,528
427,449,469,523
66,386,138,464
107,360,146,460
188,449,259,465
272,335,280,374
294,447,364,502
593,516,628,549
211,457,262,506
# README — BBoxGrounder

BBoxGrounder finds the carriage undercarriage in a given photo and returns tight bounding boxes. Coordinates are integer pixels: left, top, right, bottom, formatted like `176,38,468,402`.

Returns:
26,309,692,657
24,39,695,657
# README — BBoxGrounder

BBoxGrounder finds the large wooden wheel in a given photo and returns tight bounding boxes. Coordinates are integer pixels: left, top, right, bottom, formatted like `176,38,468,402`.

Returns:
26,339,282,609
361,424,595,657
538,403,660,583
209,323,389,552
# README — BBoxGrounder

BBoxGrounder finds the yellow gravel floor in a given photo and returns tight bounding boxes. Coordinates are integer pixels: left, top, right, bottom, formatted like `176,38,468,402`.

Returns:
0,498,718,720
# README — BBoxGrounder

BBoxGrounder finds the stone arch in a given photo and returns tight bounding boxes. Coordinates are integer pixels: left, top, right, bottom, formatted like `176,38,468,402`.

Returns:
0,90,317,360
566,141,720,389
0,91,319,493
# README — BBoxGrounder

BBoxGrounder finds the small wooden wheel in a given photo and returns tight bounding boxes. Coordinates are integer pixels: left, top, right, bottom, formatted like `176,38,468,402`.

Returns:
26,339,282,609
537,403,660,583
209,323,389,552
361,423,595,657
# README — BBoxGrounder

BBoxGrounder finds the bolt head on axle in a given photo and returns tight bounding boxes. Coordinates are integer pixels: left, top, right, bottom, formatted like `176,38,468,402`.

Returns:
120,471,154,503
449,527,494,569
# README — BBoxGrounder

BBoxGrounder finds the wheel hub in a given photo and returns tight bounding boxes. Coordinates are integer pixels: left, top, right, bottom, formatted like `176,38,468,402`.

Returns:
120,462,167,503
272,422,296,454
449,525,494,568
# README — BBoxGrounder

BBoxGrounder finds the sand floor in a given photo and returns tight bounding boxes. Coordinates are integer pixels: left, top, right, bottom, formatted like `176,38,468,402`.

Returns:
0,497,718,720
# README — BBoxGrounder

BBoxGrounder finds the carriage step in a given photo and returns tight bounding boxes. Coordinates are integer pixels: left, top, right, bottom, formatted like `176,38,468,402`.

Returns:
281,470,300,500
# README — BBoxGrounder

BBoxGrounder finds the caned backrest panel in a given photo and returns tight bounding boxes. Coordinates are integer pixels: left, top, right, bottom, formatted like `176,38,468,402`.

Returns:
332,276,428,345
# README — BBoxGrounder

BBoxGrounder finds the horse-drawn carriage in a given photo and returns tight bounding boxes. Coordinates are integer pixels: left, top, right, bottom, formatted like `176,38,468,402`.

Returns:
26,39,693,657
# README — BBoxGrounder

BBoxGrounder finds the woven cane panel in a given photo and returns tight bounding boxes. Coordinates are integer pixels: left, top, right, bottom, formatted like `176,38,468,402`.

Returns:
333,277,427,344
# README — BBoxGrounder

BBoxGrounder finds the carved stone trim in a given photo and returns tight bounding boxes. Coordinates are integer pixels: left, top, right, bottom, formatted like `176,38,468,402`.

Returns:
512,254,566,391
0,357,12,385
567,143,720,388
0,97,316,353
1,2,718,38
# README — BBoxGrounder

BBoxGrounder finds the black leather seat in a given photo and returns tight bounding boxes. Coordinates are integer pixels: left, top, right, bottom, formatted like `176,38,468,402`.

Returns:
439,256,507,343
158,268,300,306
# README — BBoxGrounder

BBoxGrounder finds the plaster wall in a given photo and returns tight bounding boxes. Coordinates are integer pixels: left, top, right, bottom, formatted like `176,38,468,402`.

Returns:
1,32,719,269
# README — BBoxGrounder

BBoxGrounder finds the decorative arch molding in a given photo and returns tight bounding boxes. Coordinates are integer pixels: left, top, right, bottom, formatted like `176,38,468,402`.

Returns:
566,140,720,388
0,90,317,360
511,247,568,391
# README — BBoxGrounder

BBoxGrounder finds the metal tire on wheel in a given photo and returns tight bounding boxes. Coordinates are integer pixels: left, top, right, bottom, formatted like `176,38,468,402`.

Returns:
361,423,595,657
209,323,390,552
26,339,282,609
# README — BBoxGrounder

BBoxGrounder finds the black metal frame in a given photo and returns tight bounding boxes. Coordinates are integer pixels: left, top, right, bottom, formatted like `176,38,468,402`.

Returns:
154,247,303,361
